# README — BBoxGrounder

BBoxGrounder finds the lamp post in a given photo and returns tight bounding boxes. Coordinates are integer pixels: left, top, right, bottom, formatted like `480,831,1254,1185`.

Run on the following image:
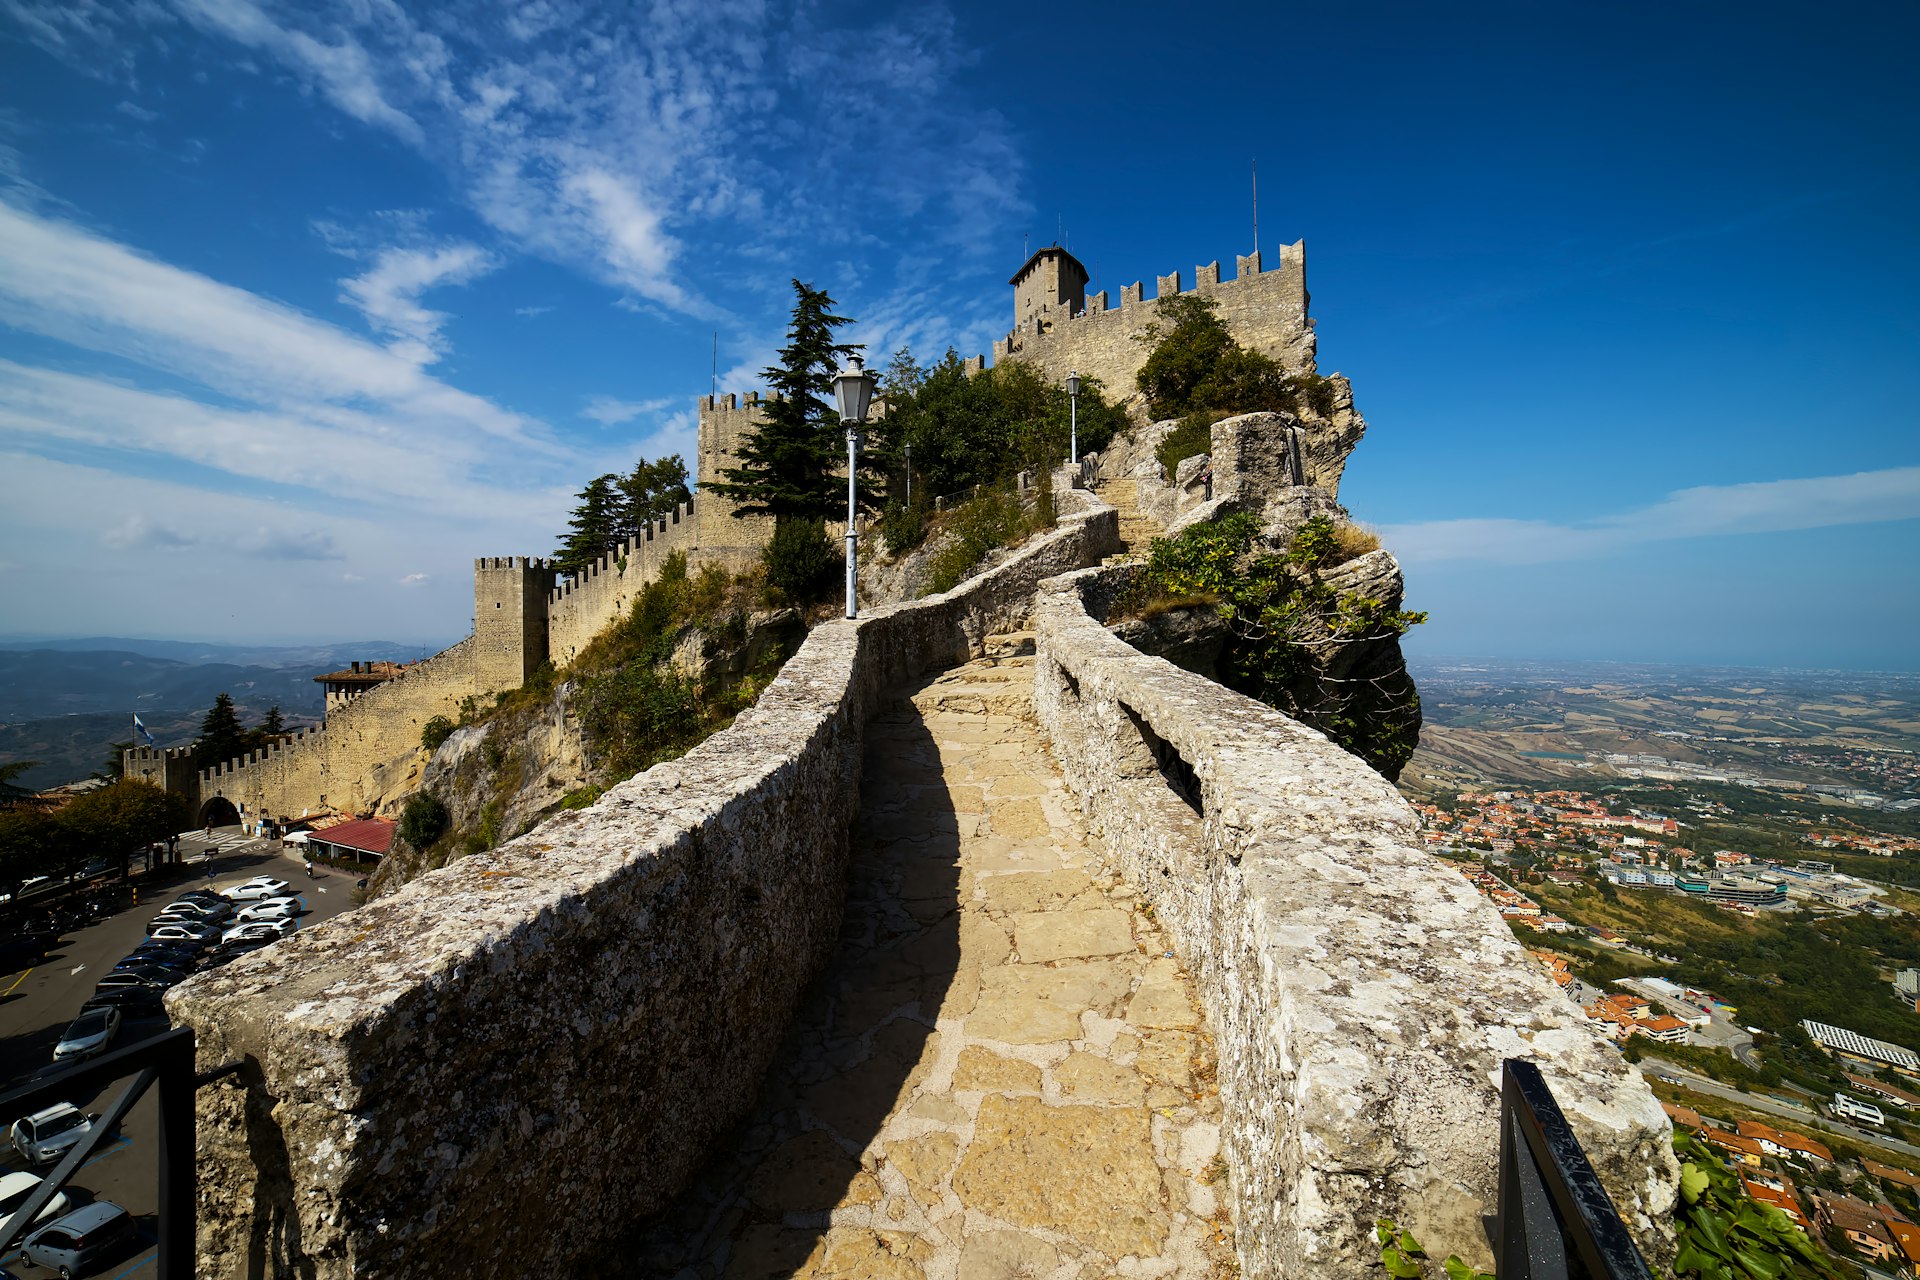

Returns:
834,354,877,620
1065,369,1082,468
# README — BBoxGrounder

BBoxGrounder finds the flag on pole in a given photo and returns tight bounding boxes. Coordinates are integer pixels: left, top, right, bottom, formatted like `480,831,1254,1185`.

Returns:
133,714,157,748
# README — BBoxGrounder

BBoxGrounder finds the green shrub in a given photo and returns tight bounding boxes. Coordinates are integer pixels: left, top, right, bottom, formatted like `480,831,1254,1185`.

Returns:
577,663,705,780
879,499,930,554
761,519,841,602
1121,513,1425,778
397,791,450,850
925,488,1026,595
559,785,604,811
420,716,455,753
1156,412,1217,478
1136,293,1344,434
1137,295,1235,420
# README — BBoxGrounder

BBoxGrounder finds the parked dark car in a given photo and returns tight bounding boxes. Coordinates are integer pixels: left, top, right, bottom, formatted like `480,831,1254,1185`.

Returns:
206,938,276,966
113,953,192,980
93,965,181,994
82,986,167,1019
0,932,53,973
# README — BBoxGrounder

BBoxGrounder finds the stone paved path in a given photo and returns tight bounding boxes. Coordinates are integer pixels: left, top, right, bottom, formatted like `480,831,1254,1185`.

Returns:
627,646,1234,1279
1093,477,1162,559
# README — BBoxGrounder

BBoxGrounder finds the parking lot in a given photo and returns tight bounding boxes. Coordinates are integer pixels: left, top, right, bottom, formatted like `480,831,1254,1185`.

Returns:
1,829,362,1277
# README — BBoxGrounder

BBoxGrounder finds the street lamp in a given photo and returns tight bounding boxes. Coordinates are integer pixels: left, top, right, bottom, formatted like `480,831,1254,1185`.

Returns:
833,354,877,619
1065,369,1082,467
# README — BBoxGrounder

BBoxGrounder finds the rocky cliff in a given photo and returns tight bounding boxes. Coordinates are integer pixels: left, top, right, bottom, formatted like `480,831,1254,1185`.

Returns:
1098,396,1423,780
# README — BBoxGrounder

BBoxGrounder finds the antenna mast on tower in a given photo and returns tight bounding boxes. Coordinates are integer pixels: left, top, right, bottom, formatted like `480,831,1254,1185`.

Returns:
1252,158,1259,257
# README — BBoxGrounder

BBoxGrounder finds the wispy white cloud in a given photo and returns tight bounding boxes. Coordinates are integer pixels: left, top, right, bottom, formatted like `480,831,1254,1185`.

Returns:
580,394,672,427
169,0,426,144
338,241,497,364
1383,467,1920,565
0,198,559,450
16,0,1027,337
0,198,582,552
0,450,508,641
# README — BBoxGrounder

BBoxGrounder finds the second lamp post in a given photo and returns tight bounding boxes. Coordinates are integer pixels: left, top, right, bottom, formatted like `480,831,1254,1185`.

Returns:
834,354,877,620
1066,368,1081,467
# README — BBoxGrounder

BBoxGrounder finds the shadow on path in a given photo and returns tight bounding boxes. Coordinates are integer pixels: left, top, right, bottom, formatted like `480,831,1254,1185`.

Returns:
588,691,960,1277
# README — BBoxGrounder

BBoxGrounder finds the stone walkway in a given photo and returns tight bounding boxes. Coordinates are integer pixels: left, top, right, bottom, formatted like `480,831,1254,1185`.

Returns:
1093,476,1162,559
624,646,1234,1279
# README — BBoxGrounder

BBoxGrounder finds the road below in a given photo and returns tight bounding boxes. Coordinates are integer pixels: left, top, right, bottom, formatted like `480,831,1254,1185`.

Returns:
1641,1058,1920,1162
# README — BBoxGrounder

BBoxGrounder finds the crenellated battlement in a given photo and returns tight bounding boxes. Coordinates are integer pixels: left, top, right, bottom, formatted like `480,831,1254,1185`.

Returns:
985,240,1315,396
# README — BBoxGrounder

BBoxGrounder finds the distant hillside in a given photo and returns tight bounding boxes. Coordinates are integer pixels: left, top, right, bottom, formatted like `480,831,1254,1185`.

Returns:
0,637,445,790
0,635,444,668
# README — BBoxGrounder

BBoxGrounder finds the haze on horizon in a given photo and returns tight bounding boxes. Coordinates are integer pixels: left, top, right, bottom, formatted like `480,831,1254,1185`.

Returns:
0,1,1914,670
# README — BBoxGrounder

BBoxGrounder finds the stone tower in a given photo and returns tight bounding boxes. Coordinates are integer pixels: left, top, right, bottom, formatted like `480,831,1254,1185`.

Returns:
472,556,556,693
1011,246,1089,330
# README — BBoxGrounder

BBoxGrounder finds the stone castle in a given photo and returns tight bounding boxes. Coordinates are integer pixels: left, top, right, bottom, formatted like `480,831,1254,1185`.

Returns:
125,240,1321,827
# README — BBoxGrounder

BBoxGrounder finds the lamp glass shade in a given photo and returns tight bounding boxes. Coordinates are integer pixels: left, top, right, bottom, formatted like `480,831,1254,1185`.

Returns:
834,356,876,423
1065,370,1081,398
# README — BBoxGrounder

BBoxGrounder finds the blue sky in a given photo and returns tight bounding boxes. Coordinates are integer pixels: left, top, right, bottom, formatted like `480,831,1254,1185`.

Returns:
0,1,1914,668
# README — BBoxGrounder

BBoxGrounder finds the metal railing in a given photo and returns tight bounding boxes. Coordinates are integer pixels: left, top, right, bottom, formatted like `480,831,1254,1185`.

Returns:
1496,1057,1656,1279
0,1027,234,1277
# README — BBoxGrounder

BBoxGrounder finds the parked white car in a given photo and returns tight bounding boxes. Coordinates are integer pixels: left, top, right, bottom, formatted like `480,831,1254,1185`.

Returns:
223,877,291,902
234,899,301,924
221,919,297,945
0,1169,70,1230
152,919,223,945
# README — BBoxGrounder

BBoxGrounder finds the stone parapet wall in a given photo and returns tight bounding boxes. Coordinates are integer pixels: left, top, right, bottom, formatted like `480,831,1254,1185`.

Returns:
168,494,1121,1278
1030,565,1677,1277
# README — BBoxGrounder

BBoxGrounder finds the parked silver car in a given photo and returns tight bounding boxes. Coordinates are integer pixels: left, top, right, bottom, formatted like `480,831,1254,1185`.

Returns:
8,1103,94,1166
17,1200,135,1276
52,1005,121,1062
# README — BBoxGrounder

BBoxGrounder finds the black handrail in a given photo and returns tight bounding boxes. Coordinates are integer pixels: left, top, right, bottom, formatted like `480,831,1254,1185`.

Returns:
1497,1057,1656,1279
0,1027,217,1277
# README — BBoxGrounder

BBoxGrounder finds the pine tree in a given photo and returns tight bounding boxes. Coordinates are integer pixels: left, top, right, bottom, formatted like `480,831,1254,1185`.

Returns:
708,280,876,523
554,474,622,578
614,454,692,543
194,693,248,768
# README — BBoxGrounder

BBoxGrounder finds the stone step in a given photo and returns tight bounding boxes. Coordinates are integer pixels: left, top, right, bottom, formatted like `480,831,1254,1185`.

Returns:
984,631,1036,657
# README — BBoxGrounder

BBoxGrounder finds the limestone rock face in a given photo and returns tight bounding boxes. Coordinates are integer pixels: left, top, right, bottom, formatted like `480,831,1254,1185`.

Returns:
1109,605,1229,678
374,609,805,898
1103,395,1422,780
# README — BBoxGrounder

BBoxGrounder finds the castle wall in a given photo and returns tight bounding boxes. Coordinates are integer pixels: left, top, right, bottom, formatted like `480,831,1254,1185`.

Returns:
474,557,555,690
694,392,781,560
167,491,1123,1279
192,636,482,821
990,242,1316,397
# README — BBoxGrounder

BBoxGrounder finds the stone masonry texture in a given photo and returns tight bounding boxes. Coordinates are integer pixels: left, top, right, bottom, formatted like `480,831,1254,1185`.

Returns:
167,491,1122,1278
1030,565,1678,1275
992,244,1316,397
615,654,1234,1278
